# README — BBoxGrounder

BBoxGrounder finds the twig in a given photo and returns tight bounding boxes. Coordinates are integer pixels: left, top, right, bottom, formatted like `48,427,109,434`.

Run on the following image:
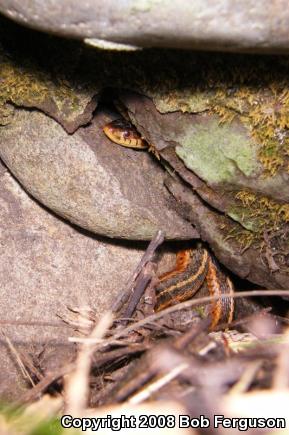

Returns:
91,343,150,366
0,320,70,328
128,362,189,405
20,364,75,404
79,290,289,348
228,361,263,394
142,276,158,317
121,322,211,402
108,321,209,403
111,230,164,313
121,261,156,321
1,331,36,388
18,289,289,404
113,361,157,403
174,318,211,350
15,350,44,383
214,307,272,331
64,312,113,415
19,343,150,404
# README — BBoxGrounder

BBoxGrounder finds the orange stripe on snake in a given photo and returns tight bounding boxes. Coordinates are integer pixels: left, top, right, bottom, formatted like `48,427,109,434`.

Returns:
103,119,234,329
155,248,234,329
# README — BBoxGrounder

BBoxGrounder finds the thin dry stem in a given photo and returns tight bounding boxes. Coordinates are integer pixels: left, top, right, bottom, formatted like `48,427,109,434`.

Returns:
128,362,189,405
1,330,35,387
64,311,113,415
75,290,289,348
228,361,263,394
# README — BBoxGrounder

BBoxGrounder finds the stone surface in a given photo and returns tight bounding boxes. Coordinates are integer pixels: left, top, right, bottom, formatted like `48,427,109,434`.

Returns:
1,0,289,53
0,163,140,398
117,92,289,289
0,162,175,399
0,11,288,299
166,176,289,291
0,107,198,240
0,27,99,134
120,92,289,205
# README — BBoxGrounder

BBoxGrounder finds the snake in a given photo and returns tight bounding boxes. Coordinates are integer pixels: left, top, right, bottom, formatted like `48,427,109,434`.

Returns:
103,118,234,329
103,119,148,149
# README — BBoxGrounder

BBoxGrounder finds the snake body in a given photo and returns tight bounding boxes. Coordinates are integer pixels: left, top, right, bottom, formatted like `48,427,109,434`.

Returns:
155,248,234,329
103,119,234,329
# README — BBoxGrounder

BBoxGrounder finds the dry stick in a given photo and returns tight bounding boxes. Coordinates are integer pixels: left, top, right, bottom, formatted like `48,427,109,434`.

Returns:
121,261,156,322
113,359,158,403
214,307,272,331
65,312,113,415
128,362,189,405
20,343,151,404
20,363,75,404
0,320,70,328
91,343,150,366
1,331,36,388
229,361,263,395
174,318,211,350
113,320,210,402
142,275,158,317
122,322,211,405
1,326,44,382
15,349,44,383
90,343,155,405
111,230,164,313
68,291,289,401
20,289,289,403
76,290,289,347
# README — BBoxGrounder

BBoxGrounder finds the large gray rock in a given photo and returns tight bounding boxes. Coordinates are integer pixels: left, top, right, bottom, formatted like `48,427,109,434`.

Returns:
0,107,197,240
0,0,289,52
0,156,182,400
117,92,289,290
0,163,151,399
120,92,289,207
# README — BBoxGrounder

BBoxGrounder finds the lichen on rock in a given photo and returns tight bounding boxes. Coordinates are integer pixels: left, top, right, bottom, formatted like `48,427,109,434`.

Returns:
175,116,260,185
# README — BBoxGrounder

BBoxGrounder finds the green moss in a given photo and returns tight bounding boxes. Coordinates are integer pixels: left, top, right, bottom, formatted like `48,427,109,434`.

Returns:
227,208,257,232
209,84,289,177
224,225,256,252
153,88,213,113
216,187,289,254
0,48,88,126
144,54,289,178
228,189,289,235
1,16,289,177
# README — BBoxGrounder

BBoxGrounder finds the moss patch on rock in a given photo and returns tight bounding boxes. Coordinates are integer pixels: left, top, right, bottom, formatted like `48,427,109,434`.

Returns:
0,20,99,132
211,85,289,177
1,15,289,217
225,189,289,253
0,49,81,125
232,189,289,230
